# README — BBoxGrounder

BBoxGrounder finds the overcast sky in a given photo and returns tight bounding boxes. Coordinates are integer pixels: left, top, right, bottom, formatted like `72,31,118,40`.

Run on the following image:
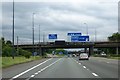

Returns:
1,0,119,44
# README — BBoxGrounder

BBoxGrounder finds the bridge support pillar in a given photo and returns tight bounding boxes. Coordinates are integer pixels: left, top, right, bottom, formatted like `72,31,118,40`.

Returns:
85,48,87,53
116,47,119,55
40,48,44,56
89,46,94,57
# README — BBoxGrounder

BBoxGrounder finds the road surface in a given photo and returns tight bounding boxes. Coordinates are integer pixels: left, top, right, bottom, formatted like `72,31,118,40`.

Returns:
2,57,119,80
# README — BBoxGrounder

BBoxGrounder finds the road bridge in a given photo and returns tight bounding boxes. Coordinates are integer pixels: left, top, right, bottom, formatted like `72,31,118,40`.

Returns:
14,41,120,56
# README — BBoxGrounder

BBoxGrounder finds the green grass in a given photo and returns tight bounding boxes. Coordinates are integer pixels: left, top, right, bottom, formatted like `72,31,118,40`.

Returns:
56,54,65,57
107,57,120,60
2,56,42,68
92,54,120,60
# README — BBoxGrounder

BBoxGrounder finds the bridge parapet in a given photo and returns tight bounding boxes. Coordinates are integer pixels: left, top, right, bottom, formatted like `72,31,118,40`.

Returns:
14,41,120,49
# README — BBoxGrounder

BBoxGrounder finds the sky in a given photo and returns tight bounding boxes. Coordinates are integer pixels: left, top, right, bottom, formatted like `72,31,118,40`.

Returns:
1,0,119,44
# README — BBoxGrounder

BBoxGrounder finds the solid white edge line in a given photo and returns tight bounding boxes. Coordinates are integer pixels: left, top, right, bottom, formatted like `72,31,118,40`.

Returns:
92,73,98,77
11,58,52,79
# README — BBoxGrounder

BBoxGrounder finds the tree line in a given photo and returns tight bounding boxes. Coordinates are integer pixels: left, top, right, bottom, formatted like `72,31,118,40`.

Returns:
1,37,31,58
98,32,120,56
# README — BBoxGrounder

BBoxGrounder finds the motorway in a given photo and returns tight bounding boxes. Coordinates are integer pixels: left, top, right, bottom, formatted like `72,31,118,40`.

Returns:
2,57,119,79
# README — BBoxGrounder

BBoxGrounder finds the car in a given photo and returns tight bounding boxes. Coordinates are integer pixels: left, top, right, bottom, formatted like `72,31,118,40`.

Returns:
79,53,89,60
72,54,76,57
100,52,107,57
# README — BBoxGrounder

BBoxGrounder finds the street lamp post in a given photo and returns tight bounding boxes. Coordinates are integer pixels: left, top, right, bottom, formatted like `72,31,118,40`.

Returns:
84,23,88,35
32,13,35,55
43,32,45,43
39,25,41,55
39,25,40,44
16,36,19,55
95,28,97,42
12,0,15,59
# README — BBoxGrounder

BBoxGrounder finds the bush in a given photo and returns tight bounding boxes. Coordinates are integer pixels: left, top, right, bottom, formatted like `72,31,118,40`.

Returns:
2,45,13,57
22,50,31,59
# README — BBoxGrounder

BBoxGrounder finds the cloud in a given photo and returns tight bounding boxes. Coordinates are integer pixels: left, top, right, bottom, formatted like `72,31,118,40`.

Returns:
2,0,118,43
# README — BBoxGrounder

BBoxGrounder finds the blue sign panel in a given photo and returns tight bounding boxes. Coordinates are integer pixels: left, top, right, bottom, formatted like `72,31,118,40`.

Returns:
71,36,89,42
67,33,81,36
49,34,57,39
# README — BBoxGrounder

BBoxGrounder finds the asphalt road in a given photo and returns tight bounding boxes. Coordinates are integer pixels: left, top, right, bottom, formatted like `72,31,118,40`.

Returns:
2,57,119,79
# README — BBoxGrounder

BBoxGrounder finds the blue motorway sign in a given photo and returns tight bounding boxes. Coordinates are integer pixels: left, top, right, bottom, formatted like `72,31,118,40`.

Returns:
67,33,81,36
49,34,57,39
71,36,89,42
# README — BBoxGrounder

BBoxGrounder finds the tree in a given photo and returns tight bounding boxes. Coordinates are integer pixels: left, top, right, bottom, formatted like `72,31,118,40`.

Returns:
1,37,5,47
6,40,12,46
2,45,12,57
108,32,120,41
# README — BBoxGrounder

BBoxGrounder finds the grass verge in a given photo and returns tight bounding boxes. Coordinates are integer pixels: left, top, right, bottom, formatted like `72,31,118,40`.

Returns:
92,54,120,60
2,56,42,68
107,57,120,60
56,54,65,57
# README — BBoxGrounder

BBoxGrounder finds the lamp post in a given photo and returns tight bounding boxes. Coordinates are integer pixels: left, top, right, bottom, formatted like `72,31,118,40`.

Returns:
39,25,41,55
39,25,40,44
16,36,19,55
84,23,88,35
95,28,97,42
32,13,35,55
12,0,15,59
43,32,45,43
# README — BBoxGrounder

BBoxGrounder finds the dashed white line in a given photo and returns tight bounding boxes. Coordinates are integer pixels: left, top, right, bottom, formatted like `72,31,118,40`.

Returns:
34,73,38,75
29,58,62,78
79,63,81,65
30,75,35,78
92,73,98,77
83,66,86,69
11,58,52,79
76,61,79,63
72,58,99,78
87,69,89,70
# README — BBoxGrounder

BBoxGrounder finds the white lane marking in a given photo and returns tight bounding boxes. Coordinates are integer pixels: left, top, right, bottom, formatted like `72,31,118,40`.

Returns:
30,75,35,78
11,58,52,79
83,66,86,69
34,72,38,75
38,70,42,73
92,73,98,77
79,63,81,65
29,58,62,78
87,69,89,70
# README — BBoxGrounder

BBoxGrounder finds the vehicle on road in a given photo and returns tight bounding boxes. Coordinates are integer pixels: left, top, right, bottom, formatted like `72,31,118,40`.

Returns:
72,54,76,57
100,52,107,57
79,53,89,60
